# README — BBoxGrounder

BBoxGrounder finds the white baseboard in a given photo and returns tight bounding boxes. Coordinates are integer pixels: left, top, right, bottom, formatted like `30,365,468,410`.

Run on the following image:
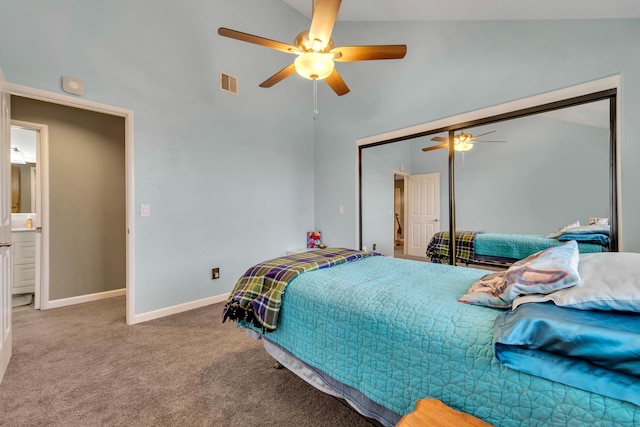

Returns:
44,288,126,310
131,292,230,325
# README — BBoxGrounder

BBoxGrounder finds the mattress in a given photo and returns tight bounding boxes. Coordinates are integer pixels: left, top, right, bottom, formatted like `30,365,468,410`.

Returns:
255,256,639,426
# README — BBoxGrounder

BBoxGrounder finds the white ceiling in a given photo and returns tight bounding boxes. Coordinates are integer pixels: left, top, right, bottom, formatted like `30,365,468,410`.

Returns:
281,0,640,21
541,100,610,129
11,126,37,164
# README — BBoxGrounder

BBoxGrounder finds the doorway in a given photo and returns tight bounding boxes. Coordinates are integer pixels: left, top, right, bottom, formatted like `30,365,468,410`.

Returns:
407,173,440,258
393,173,407,258
7,90,133,323
9,122,44,309
392,172,441,261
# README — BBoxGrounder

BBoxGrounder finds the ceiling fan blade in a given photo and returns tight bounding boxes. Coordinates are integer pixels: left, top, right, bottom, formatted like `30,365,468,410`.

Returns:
218,28,300,54
422,143,448,152
468,130,496,140
430,136,449,143
324,68,350,96
259,63,297,88
309,0,342,50
331,45,407,62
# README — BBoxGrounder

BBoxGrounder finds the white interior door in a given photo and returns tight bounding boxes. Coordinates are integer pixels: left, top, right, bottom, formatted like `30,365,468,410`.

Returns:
407,173,440,257
0,69,12,383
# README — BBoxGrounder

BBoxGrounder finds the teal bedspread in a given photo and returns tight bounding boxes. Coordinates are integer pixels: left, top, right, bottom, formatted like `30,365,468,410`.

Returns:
258,256,639,426
475,233,604,260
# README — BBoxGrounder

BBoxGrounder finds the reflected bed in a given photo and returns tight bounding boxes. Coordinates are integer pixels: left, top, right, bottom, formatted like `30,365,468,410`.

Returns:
426,229,608,266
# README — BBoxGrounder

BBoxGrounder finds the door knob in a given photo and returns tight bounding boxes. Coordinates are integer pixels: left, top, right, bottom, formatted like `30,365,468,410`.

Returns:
0,242,12,248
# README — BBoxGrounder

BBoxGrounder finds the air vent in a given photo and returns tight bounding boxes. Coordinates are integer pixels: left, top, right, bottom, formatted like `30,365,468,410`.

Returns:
220,72,238,95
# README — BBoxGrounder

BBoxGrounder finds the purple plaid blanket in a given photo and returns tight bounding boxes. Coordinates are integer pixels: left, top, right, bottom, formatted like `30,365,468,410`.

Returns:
222,248,377,331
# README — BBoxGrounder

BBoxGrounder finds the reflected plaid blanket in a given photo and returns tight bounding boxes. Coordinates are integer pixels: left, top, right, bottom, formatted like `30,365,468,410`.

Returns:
426,231,480,263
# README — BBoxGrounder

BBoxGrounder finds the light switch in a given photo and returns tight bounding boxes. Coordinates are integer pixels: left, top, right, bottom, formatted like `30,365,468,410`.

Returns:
338,205,344,215
141,204,150,217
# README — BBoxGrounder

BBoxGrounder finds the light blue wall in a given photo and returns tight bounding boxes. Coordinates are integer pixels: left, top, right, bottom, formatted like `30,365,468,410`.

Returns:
454,115,609,234
0,0,316,314
314,19,640,252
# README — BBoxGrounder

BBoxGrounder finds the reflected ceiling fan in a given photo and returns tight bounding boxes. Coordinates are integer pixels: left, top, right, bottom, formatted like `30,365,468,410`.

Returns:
217,0,407,96
422,131,507,152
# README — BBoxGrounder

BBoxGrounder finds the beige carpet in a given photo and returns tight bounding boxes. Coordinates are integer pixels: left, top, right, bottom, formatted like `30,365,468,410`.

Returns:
0,297,373,427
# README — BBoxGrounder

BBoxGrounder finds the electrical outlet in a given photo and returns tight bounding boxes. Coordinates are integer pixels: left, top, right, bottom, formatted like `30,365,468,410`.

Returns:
211,268,220,280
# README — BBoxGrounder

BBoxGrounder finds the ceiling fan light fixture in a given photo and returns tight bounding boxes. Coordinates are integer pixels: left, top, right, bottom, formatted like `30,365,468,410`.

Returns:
454,141,473,152
294,52,335,80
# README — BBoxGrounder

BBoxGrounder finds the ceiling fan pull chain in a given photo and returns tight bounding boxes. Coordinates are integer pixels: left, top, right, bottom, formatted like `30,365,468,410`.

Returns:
314,79,319,116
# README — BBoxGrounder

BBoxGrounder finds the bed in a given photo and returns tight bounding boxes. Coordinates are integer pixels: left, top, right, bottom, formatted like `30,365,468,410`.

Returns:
426,224,610,266
222,247,640,426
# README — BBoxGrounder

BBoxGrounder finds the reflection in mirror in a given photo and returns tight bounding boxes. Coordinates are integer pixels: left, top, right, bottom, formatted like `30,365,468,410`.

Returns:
10,126,37,214
361,137,449,258
360,97,615,264
456,100,609,234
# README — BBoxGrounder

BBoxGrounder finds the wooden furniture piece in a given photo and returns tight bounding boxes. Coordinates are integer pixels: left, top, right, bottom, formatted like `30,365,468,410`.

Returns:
396,398,493,427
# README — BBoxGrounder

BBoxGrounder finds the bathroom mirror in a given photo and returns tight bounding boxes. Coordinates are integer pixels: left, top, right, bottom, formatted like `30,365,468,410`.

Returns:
10,125,37,214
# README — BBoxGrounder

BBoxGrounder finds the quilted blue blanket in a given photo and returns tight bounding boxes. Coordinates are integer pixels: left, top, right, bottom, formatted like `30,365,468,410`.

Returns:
254,256,639,426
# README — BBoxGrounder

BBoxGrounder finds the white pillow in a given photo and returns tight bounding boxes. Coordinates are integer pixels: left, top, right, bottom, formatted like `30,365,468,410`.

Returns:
513,252,640,312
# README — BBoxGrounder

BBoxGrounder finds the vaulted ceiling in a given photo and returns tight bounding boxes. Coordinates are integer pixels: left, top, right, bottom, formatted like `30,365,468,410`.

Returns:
281,0,640,21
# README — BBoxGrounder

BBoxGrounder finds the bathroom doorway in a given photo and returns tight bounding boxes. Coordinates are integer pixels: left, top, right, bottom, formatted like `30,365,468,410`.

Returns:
10,122,45,309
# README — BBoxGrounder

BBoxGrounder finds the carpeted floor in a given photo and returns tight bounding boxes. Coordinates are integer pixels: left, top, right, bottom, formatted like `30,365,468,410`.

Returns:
0,297,373,427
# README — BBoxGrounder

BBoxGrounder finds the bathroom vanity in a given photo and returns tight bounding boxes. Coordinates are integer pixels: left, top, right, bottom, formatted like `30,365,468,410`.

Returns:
12,229,35,304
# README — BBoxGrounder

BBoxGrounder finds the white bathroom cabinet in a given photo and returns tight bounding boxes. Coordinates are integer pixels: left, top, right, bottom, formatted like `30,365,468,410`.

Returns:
12,230,36,295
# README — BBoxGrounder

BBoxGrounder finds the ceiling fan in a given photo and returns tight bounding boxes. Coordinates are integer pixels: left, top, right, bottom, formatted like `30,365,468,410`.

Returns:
217,0,407,96
422,131,507,152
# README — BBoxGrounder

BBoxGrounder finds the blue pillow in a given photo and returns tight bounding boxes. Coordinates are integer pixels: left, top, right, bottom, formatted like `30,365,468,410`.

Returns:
459,241,581,309
557,233,610,245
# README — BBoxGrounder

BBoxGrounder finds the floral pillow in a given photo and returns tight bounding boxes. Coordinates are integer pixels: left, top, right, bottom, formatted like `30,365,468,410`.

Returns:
459,241,581,308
